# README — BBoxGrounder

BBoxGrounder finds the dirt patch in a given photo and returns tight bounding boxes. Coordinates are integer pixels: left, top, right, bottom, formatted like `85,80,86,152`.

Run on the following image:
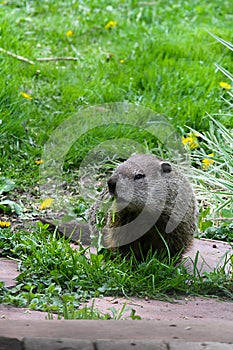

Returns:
0,304,55,321
0,296,232,322
0,259,19,288
183,238,232,274
84,296,233,321
1,296,232,322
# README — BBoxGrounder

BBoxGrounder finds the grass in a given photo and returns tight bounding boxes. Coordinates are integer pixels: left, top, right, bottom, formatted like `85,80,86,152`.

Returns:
191,119,233,211
0,223,232,317
1,0,233,186
0,0,233,319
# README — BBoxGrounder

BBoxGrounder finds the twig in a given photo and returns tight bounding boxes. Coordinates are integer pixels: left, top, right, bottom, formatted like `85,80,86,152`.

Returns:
0,47,35,65
0,48,79,64
36,57,79,62
138,1,158,5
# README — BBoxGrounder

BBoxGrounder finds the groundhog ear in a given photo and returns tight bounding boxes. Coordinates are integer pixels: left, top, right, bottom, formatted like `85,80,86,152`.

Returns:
160,161,172,173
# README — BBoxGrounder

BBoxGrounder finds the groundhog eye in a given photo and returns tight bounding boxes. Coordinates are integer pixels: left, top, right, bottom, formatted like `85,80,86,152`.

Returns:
134,173,145,180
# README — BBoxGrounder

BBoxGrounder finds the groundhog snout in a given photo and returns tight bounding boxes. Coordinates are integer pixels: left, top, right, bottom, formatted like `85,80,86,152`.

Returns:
107,176,117,195
107,176,131,200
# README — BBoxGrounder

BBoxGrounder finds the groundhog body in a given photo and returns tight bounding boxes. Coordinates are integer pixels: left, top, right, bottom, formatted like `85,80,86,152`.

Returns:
90,154,198,260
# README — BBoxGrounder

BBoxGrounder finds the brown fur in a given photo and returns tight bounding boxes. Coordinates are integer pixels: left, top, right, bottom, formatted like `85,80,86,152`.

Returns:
90,154,198,260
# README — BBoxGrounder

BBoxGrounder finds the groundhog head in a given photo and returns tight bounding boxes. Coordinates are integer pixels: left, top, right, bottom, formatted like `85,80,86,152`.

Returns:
107,154,173,214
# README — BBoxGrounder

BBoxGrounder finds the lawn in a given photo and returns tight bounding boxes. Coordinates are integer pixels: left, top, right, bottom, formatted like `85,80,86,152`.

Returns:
0,0,232,319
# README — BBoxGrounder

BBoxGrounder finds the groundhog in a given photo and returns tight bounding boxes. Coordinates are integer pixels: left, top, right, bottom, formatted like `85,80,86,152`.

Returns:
89,153,198,261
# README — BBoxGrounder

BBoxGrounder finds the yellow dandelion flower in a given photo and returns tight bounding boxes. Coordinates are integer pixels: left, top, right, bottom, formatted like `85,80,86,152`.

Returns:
120,59,125,63
0,221,11,228
35,159,44,165
182,134,199,150
66,30,73,37
40,198,54,210
202,155,214,170
20,92,33,100
105,21,117,29
219,82,232,90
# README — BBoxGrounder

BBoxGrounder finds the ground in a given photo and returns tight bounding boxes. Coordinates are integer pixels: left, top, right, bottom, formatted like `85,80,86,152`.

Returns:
0,238,232,322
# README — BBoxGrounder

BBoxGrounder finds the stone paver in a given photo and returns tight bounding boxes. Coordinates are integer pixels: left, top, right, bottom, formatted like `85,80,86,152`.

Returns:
1,337,233,350
96,341,233,350
0,319,232,343
0,337,23,350
24,337,94,350
169,342,233,350
96,339,168,350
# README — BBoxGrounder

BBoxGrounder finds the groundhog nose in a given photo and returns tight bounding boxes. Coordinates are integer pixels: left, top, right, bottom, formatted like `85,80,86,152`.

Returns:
107,176,117,195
